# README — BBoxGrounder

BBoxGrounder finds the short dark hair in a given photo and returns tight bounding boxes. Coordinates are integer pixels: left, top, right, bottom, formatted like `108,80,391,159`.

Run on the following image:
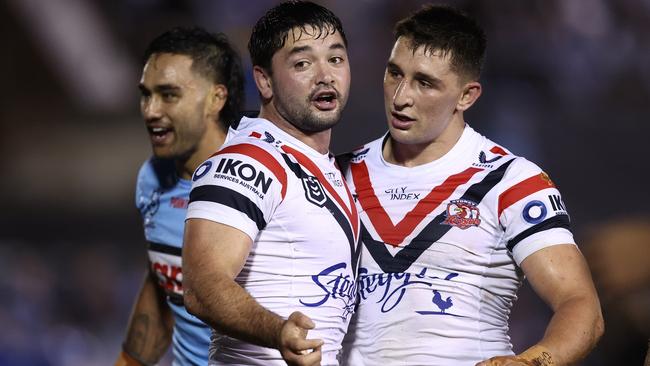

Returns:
248,0,347,72
143,27,244,125
395,5,486,81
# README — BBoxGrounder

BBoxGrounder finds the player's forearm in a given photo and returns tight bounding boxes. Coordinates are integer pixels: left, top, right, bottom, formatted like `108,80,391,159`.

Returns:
523,294,604,365
121,271,174,365
184,271,285,349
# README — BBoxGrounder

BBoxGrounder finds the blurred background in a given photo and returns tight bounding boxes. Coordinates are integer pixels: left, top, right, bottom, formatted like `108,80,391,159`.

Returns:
1,0,649,365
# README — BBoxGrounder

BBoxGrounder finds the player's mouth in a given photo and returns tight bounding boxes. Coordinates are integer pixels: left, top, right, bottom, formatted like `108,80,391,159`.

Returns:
390,111,415,129
311,89,338,111
147,125,174,145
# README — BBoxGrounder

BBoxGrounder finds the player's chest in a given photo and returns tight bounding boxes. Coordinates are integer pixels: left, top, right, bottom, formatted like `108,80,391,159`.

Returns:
355,175,501,256
139,188,189,243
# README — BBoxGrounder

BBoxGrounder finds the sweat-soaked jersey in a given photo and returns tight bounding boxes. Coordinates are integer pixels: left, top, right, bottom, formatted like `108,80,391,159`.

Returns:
186,117,360,366
340,125,575,366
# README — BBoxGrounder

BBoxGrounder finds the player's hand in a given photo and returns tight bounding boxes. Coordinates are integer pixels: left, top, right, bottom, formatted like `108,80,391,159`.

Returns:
477,345,555,366
278,311,324,366
475,356,535,366
114,350,145,366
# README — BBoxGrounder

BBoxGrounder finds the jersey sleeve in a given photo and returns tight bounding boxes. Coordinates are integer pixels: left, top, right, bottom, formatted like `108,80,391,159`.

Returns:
497,158,575,265
135,159,154,216
186,142,287,241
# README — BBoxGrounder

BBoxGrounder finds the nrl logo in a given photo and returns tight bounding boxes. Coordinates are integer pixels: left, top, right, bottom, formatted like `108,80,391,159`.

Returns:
442,199,481,230
302,175,327,207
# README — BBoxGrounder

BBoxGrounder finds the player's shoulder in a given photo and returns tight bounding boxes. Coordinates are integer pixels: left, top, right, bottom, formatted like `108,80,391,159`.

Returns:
216,117,289,160
469,128,542,175
337,135,384,168
505,156,544,176
192,121,290,188
137,157,178,191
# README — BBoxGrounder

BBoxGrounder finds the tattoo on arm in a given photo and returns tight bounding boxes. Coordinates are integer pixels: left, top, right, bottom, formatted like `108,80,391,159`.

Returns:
125,314,150,361
124,312,171,364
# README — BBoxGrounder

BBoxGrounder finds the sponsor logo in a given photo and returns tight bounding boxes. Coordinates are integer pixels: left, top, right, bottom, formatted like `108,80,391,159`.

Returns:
302,175,327,207
523,200,547,224
324,171,343,187
357,267,460,316
300,262,356,319
214,158,273,195
192,160,212,181
262,131,275,143
473,148,508,168
151,261,183,296
479,150,503,164
170,196,188,209
385,186,420,200
548,194,567,213
442,199,481,229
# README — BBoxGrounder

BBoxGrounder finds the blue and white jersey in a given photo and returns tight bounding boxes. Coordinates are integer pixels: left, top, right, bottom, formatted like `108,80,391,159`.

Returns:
136,158,211,366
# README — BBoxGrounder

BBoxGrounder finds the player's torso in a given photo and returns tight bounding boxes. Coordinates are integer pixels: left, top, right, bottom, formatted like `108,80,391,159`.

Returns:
344,130,519,364
197,118,360,365
136,159,211,365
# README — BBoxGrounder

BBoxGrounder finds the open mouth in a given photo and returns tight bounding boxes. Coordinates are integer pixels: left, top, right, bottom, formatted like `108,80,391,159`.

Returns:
148,126,173,144
390,112,415,129
311,90,338,111
392,112,414,122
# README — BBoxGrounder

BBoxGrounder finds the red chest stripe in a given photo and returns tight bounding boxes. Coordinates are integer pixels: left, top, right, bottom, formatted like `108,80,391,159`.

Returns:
281,145,359,241
351,161,482,247
213,143,288,200
498,173,556,218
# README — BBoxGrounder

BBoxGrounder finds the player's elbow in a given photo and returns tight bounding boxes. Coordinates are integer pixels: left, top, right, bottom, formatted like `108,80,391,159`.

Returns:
183,285,203,319
182,265,205,319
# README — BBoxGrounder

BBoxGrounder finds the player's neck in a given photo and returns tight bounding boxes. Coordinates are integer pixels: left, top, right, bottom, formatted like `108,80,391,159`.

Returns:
177,123,228,180
384,119,465,167
258,104,331,155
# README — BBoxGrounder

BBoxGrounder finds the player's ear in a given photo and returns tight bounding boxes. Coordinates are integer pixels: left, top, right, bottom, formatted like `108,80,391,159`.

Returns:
457,81,482,112
253,65,273,100
207,84,227,117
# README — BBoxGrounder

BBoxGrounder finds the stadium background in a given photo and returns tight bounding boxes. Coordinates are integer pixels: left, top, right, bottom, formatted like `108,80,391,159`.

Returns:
1,0,648,365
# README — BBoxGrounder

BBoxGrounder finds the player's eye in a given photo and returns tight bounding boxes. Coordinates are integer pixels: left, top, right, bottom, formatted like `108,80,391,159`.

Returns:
330,56,344,64
295,60,310,70
162,92,179,102
417,79,432,89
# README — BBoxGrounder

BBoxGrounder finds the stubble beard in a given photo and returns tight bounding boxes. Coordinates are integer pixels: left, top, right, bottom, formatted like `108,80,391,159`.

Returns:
274,93,342,133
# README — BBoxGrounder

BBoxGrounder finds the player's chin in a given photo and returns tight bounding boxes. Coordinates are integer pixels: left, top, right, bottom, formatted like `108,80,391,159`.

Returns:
387,126,416,142
151,146,178,160
304,111,341,132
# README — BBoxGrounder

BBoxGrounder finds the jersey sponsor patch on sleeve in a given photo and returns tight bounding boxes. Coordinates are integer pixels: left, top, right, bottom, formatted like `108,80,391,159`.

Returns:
499,168,573,253
187,142,286,239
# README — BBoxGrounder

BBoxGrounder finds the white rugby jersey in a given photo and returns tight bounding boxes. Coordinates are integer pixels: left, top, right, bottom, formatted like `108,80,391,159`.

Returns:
341,125,575,365
186,117,360,366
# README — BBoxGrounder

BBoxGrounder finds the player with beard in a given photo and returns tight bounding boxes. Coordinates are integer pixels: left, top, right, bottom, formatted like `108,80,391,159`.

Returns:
116,27,244,366
182,2,359,366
